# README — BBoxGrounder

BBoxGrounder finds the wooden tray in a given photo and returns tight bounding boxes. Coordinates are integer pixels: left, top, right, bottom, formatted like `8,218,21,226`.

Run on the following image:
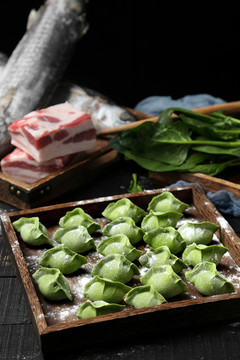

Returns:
1,185,240,354
0,139,119,210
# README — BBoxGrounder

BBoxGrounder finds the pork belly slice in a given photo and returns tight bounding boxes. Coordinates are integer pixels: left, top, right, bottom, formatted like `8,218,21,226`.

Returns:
1,148,71,184
8,102,96,162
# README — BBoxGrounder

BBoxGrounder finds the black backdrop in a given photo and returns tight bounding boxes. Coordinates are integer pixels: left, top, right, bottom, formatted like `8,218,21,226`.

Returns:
0,1,239,108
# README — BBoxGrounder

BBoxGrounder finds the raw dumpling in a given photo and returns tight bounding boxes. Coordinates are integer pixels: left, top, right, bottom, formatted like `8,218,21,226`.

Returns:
178,221,219,246
102,217,144,245
77,300,125,319
58,208,101,234
185,261,235,296
139,245,187,274
84,275,131,303
141,210,183,232
96,234,142,262
124,284,167,309
54,226,96,253
92,254,140,283
102,198,146,223
39,244,88,274
32,267,73,301
148,192,189,213
12,217,52,246
143,227,186,254
182,243,228,267
140,264,188,298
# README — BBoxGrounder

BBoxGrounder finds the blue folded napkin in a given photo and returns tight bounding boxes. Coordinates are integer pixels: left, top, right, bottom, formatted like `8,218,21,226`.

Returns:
169,180,240,218
134,94,225,116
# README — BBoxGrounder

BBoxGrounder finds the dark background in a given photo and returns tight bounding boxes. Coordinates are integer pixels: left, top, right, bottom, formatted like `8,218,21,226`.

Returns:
0,1,239,108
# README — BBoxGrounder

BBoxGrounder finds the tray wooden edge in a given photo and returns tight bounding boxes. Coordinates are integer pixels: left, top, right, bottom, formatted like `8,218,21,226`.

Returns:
0,214,48,339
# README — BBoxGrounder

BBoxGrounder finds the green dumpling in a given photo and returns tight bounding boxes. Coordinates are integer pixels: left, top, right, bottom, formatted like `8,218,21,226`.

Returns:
54,226,96,253
102,198,146,223
140,265,188,298
77,300,125,319
58,208,101,234
148,192,189,213
139,245,187,274
32,267,72,301
84,275,131,303
182,243,228,267
97,234,142,262
143,227,186,254
178,221,219,246
39,244,88,274
141,210,183,232
92,254,140,283
185,261,235,296
12,217,52,247
102,217,144,245
124,284,167,309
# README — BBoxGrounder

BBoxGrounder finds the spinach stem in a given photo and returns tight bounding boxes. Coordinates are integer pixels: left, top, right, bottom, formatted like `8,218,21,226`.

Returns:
173,107,240,126
153,139,240,148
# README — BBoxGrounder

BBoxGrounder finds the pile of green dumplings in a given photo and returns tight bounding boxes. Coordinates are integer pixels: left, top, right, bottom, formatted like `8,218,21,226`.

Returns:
12,191,235,321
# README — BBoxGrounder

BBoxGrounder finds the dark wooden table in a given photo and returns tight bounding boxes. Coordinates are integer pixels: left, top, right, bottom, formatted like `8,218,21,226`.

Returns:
1,158,240,360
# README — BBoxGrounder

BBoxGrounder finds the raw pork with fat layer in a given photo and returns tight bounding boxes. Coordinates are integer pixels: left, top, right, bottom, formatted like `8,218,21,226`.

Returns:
8,102,96,162
1,148,72,184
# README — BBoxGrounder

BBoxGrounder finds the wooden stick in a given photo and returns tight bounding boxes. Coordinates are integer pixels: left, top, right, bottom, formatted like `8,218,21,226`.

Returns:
97,100,240,136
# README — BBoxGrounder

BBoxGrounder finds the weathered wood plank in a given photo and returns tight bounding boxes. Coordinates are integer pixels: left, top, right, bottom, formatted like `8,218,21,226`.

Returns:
0,323,43,360
0,240,15,276
0,278,32,324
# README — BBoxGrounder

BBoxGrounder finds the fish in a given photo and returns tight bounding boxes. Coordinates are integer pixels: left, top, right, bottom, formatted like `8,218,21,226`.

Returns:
48,81,136,131
0,0,89,159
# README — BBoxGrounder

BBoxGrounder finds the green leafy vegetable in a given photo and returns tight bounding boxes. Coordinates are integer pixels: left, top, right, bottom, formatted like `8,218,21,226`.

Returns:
109,107,240,176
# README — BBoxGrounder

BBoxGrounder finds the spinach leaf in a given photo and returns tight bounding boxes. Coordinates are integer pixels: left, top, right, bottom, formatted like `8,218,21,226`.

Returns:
187,158,240,176
179,114,240,140
109,107,240,177
109,121,155,153
192,143,240,157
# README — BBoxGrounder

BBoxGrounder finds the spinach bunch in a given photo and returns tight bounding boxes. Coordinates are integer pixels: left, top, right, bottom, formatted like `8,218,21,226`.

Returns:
109,107,240,176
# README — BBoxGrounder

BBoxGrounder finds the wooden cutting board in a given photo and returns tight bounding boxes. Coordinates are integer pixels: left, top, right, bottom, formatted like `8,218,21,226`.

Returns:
0,139,119,209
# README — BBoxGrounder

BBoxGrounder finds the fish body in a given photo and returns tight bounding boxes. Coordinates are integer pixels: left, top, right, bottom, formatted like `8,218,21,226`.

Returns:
49,81,136,131
0,0,88,158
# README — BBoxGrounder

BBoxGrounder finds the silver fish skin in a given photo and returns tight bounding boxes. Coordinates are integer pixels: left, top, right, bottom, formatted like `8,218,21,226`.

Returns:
49,81,136,131
0,0,88,159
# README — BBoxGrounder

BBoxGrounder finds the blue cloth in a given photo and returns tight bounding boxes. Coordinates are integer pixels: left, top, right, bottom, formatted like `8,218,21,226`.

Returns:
169,180,240,218
134,94,225,116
